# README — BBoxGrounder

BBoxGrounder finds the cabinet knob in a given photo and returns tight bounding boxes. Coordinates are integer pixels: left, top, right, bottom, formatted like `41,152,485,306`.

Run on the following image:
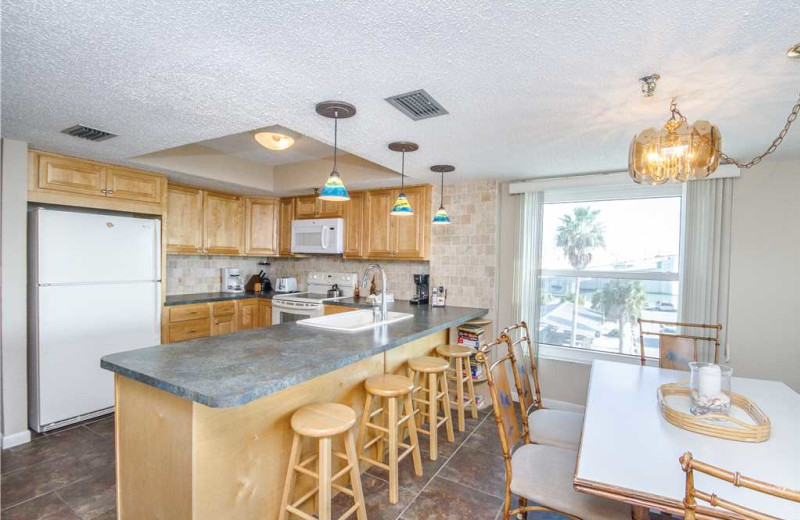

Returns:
107,190,114,194
100,189,107,194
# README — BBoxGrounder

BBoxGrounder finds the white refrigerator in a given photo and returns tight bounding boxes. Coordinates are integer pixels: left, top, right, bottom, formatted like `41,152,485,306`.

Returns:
29,208,161,432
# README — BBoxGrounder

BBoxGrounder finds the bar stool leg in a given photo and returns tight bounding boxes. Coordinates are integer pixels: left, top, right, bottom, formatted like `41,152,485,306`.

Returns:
344,429,368,520
440,370,455,443
404,393,423,476
388,396,400,504
278,433,302,520
466,362,479,419
428,372,439,460
357,393,372,460
318,437,332,520
455,357,466,431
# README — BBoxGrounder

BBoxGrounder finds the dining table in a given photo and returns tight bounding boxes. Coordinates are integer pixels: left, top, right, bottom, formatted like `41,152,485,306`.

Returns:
573,360,800,519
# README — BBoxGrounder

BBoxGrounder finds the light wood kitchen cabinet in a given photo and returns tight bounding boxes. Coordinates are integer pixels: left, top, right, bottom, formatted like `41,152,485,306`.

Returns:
343,191,365,258
165,303,211,343
245,197,279,256
28,150,167,215
364,186,431,260
237,299,259,330
323,305,354,316
294,195,344,219
211,301,237,336
278,198,295,256
167,185,204,254
106,167,164,204
204,191,244,255
259,300,272,327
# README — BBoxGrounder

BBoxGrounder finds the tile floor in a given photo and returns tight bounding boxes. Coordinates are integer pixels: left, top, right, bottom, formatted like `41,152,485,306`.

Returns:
2,411,668,520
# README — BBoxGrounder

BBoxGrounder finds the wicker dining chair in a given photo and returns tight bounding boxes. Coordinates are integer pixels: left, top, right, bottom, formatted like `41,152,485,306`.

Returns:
502,322,584,450
475,335,631,520
680,452,800,520
637,319,722,370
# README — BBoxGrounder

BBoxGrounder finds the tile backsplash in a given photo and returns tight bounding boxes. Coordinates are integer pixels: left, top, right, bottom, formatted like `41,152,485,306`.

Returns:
166,256,266,295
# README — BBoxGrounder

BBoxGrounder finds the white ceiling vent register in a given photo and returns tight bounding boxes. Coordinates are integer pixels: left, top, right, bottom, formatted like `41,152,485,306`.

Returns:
385,89,448,121
60,124,117,142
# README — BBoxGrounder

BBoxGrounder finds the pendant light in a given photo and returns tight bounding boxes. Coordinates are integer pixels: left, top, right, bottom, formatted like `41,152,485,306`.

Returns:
430,164,454,225
388,142,418,216
316,101,356,201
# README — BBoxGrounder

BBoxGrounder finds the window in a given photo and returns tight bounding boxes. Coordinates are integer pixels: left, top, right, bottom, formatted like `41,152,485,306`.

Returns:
536,195,682,362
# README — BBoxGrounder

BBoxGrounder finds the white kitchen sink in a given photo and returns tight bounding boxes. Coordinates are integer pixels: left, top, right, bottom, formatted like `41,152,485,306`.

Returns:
297,309,413,332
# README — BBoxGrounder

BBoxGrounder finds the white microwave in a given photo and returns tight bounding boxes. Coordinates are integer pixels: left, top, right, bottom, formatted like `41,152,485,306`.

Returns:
291,218,345,254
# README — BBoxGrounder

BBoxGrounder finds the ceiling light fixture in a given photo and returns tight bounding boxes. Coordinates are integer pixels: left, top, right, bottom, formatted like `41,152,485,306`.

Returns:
630,71,800,184
388,142,418,216
316,101,356,201
787,43,800,59
430,165,454,225
254,131,295,151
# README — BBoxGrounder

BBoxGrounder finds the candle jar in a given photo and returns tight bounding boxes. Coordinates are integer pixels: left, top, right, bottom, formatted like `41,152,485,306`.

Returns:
689,362,733,416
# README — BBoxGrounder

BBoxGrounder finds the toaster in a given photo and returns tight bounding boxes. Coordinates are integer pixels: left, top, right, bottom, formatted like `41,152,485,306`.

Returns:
275,277,298,293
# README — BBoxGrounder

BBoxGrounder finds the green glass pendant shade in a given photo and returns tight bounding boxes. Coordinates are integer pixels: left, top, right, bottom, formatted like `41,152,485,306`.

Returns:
432,206,451,224
318,171,350,201
390,193,414,215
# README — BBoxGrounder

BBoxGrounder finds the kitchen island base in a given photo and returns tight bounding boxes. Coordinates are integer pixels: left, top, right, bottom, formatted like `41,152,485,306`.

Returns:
114,329,447,520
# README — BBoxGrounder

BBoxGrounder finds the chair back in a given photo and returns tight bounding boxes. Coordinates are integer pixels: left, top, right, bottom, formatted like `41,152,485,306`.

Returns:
476,334,531,459
680,452,800,520
503,322,542,414
638,319,722,369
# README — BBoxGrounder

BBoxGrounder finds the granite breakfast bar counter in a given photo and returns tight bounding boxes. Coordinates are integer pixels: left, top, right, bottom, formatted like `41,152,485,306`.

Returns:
101,302,487,520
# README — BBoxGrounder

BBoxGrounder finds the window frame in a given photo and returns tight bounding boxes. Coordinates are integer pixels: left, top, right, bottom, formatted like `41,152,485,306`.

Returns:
533,186,684,365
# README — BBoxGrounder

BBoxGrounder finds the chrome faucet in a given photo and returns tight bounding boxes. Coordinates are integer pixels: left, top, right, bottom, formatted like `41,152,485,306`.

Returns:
361,264,388,322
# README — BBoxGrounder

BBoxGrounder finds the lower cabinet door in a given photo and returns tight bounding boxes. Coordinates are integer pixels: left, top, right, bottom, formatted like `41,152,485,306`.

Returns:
259,300,272,327
168,318,211,342
237,300,259,330
211,315,237,336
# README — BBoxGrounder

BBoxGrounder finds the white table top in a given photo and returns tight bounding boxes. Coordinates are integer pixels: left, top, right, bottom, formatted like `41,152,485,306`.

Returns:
574,360,800,519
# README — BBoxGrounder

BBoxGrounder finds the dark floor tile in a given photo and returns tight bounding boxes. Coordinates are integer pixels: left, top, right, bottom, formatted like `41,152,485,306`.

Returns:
84,417,115,439
438,443,506,498
462,416,503,456
366,444,448,495
56,466,116,519
415,420,472,459
2,436,114,509
92,509,117,520
2,492,81,520
2,427,107,474
332,473,415,520
401,476,503,520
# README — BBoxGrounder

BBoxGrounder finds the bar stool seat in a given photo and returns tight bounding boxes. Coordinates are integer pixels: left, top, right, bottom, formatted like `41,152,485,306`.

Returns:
279,403,366,520
290,403,356,437
436,344,474,358
408,355,449,373
364,374,414,397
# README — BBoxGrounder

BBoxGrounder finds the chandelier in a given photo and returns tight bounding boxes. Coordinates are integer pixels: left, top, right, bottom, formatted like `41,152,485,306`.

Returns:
629,101,721,185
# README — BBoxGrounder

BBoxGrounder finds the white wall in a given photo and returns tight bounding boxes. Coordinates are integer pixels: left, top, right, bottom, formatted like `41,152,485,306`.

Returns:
726,159,800,391
1,139,30,445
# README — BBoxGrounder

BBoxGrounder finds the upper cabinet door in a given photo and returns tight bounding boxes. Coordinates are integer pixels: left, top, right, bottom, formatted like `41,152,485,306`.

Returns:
106,167,164,204
364,189,395,257
38,155,106,196
278,198,295,256
343,191,365,258
294,196,319,219
318,199,344,218
245,197,279,256
166,185,204,254
204,191,244,255
392,185,430,259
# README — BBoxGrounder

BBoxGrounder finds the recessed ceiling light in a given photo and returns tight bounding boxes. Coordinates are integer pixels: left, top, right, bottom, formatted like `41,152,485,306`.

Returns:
254,131,295,151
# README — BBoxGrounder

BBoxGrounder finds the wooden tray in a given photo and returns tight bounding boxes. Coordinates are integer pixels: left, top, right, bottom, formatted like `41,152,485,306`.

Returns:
657,383,771,442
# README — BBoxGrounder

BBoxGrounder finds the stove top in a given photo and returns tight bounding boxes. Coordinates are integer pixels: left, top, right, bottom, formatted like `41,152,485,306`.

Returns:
272,292,350,304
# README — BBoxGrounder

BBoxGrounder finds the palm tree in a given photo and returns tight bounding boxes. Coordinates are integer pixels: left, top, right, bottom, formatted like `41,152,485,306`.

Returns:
591,280,647,353
555,207,605,348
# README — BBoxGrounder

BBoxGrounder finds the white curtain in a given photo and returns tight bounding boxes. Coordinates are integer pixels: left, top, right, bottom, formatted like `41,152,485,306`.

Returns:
511,191,544,357
679,177,734,362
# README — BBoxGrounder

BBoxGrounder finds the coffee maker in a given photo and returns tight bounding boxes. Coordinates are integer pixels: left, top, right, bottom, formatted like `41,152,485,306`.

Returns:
410,274,430,305
221,268,245,293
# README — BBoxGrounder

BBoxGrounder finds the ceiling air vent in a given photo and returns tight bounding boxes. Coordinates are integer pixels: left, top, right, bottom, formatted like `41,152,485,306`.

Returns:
385,89,448,121
61,124,117,142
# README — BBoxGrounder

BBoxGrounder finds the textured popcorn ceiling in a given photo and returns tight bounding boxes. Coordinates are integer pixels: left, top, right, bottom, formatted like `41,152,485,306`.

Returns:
2,1,798,186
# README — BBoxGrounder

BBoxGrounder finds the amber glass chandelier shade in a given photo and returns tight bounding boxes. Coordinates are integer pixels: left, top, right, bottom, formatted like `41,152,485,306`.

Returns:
629,119,721,185
254,132,295,151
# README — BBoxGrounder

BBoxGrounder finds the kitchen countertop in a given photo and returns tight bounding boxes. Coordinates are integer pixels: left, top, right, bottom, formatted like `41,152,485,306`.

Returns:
164,291,279,306
101,301,487,408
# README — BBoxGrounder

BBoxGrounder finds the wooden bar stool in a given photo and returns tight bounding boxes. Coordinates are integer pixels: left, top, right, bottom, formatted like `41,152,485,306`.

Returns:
407,356,455,461
357,374,423,504
278,403,367,520
436,344,479,432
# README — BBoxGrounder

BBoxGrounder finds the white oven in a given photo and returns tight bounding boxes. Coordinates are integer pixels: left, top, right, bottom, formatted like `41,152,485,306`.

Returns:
291,218,344,254
272,299,324,324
